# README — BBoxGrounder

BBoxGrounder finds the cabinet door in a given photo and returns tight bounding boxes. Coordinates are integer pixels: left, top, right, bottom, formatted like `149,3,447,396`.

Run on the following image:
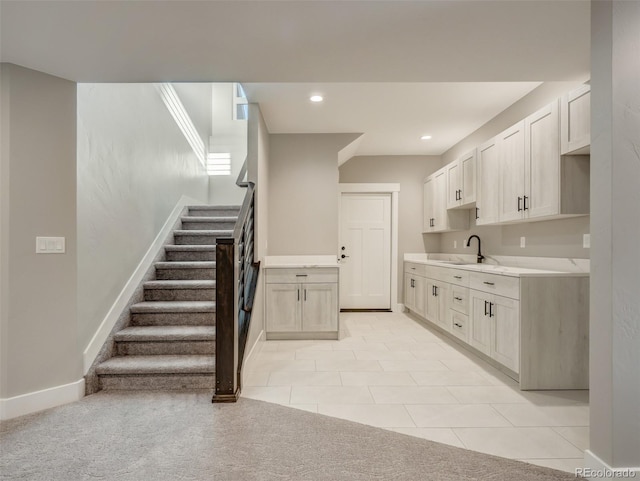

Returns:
436,282,451,332
446,160,461,209
460,149,476,206
425,280,439,323
423,177,435,232
491,295,520,373
404,274,416,311
499,121,526,223
526,101,560,219
432,169,448,231
561,84,590,155
266,283,301,332
302,283,338,332
413,275,426,317
476,137,501,225
469,291,491,355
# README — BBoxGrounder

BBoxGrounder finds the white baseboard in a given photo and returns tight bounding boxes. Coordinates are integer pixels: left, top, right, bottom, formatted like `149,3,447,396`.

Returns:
240,330,265,389
82,195,205,373
582,450,640,480
0,379,85,420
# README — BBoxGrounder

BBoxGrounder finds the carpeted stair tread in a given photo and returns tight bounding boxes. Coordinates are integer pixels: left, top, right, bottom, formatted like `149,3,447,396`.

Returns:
165,245,217,252
180,216,237,223
144,280,216,290
96,355,215,375
155,261,216,269
130,301,216,313
173,229,233,236
188,205,241,211
114,326,215,342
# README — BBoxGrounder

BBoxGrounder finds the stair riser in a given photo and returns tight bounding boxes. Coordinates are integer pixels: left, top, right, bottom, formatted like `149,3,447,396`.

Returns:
115,341,215,356
155,268,215,281
100,374,215,390
188,209,240,217
174,234,228,245
144,288,215,302
181,221,236,231
165,251,216,262
131,312,215,326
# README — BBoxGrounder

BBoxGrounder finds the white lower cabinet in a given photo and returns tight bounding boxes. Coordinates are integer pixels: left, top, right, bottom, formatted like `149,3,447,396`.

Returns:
469,290,520,373
405,265,427,318
265,267,339,340
403,261,589,390
426,280,450,332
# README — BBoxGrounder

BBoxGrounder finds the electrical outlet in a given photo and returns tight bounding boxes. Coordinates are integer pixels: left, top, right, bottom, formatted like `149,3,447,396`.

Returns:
520,236,526,248
454,240,457,249
463,240,467,248
583,233,591,248
36,236,65,254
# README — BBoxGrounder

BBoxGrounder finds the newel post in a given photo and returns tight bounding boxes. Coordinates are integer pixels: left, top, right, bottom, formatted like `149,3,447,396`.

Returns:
212,237,239,402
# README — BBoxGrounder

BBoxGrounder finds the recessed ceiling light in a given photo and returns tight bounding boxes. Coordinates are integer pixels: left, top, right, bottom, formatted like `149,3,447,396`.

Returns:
421,135,432,140
310,95,323,102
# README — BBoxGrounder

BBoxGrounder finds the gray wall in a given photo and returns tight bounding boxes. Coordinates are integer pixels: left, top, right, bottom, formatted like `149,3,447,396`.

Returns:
0,64,80,398
77,83,209,353
268,133,360,255
440,212,590,259
590,0,640,469
245,104,269,356
339,155,442,300
439,81,591,260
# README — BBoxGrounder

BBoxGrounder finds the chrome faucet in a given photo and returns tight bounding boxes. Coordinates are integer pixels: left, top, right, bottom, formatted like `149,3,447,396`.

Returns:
466,235,485,263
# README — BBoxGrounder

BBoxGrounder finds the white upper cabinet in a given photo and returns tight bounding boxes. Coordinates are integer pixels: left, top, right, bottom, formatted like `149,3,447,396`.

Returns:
496,100,589,224
476,137,501,225
446,149,476,210
526,101,561,219
561,84,591,155
423,167,469,233
423,175,435,232
446,161,461,210
498,120,526,223
429,85,590,229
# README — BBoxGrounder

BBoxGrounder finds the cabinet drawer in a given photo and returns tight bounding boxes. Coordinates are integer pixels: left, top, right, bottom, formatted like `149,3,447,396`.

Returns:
450,311,469,343
470,272,520,300
405,262,427,277
265,267,338,284
450,285,469,315
444,268,470,286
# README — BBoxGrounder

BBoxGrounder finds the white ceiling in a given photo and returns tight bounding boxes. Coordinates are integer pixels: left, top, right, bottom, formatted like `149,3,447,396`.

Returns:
242,82,542,156
0,0,591,158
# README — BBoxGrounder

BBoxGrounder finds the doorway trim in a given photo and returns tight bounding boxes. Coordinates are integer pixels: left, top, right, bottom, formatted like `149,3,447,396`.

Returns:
339,183,400,312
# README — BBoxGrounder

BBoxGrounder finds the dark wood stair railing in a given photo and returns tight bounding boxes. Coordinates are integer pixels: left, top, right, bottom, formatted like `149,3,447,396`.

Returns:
212,176,259,403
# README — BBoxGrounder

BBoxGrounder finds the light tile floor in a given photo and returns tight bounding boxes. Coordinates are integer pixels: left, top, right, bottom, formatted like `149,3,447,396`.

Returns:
242,311,589,474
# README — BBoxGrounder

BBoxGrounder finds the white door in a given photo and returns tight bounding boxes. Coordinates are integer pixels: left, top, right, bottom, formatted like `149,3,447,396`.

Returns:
339,193,391,309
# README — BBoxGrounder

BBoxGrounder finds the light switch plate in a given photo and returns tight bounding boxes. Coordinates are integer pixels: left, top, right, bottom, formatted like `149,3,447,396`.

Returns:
454,240,457,248
583,233,590,248
36,237,65,254
520,236,526,248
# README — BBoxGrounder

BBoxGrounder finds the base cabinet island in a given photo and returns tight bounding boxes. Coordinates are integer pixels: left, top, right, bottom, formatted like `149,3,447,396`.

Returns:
264,256,339,340
404,255,589,390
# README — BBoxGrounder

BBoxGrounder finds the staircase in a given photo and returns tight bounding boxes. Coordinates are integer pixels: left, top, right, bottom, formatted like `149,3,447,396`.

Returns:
95,205,240,390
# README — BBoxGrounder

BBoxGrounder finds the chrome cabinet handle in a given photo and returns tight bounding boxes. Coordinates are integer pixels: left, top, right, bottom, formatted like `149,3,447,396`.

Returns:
483,281,495,286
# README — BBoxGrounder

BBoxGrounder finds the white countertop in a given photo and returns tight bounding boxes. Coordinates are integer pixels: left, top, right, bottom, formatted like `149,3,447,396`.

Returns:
404,253,589,278
264,255,339,268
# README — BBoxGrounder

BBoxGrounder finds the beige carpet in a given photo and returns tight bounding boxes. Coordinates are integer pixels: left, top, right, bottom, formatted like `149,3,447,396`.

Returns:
0,391,581,480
